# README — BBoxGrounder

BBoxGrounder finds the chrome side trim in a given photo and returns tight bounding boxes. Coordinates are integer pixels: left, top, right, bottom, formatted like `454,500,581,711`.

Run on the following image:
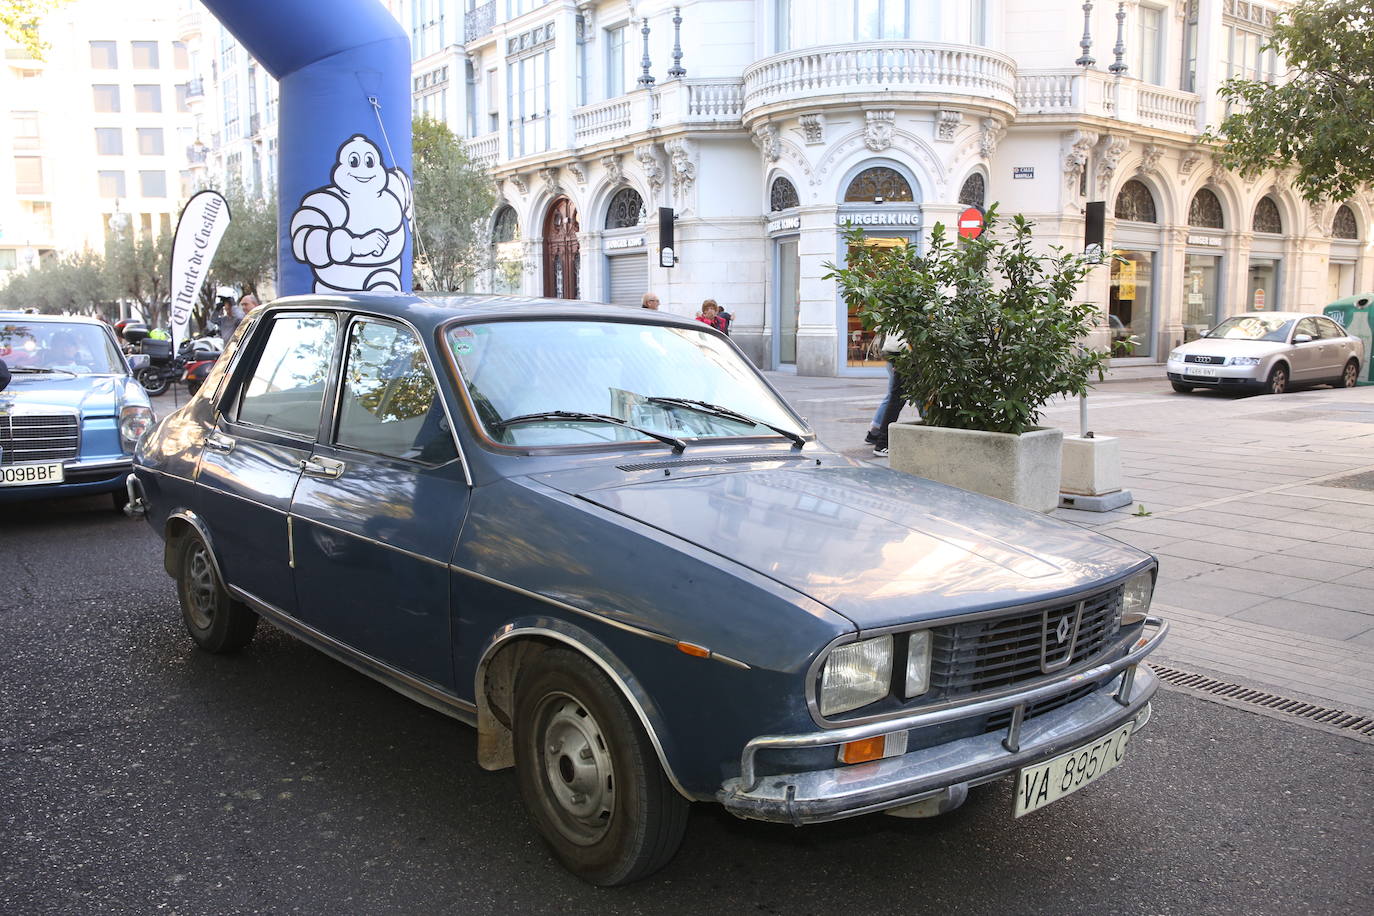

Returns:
293,513,449,570
451,564,751,670
741,616,1167,791
191,479,290,515
138,465,196,486
229,584,477,724
60,457,133,472
475,624,692,799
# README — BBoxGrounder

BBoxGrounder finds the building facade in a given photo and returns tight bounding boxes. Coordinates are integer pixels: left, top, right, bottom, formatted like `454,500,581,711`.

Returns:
441,0,1371,375
0,0,195,277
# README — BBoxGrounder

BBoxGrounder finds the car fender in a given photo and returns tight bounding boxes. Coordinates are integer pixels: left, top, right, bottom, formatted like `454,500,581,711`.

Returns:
161,508,221,581
472,615,695,800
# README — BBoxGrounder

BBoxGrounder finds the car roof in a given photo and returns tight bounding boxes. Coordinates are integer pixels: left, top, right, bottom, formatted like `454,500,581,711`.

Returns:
266,292,706,335
1225,311,1324,321
0,312,110,327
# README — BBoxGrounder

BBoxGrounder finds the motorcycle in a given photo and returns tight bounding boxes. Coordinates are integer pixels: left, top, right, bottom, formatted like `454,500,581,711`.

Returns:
126,328,221,397
180,338,222,396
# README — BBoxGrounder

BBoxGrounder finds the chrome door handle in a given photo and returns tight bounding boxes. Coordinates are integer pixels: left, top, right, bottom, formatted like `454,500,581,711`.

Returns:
299,456,346,479
205,432,236,452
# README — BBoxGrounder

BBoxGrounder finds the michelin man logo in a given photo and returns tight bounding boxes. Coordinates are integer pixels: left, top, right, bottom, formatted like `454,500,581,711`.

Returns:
290,134,413,293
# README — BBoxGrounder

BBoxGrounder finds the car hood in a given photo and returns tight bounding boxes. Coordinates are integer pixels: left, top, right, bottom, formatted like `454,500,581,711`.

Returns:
571,464,1150,632
1175,337,1287,356
0,374,144,417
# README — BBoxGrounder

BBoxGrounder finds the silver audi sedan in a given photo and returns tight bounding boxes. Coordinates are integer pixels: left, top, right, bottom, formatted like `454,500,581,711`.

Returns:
1166,311,1364,395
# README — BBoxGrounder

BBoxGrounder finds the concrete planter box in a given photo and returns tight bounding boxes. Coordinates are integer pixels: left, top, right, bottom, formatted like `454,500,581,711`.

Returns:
888,422,1065,513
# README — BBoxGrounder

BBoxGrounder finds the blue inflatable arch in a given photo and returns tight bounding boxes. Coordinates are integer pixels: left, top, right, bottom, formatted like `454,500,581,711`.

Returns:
201,0,413,296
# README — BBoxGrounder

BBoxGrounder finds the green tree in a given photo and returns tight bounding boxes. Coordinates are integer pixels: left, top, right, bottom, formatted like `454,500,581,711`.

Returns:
1208,0,1374,204
197,181,277,333
412,115,495,292
0,249,107,315
1,0,65,60
105,229,173,328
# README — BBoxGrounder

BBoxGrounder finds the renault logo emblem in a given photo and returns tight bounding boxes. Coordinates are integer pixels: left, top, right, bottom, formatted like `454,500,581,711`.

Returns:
1056,616,1073,645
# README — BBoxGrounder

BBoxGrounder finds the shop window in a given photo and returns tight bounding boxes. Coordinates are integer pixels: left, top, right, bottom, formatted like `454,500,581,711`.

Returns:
1187,188,1224,229
770,176,799,212
1115,180,1157,223
957,173,985,208
605,187,644,229
1332,205,1358,240
492,206,519,242
843,167,913,203
1252,197,1282,234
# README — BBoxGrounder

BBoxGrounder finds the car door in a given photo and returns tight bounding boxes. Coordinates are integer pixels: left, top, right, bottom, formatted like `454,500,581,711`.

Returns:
1288,317,1325,382
289,315,469,689
195,311,340,616
1316,317,1354,379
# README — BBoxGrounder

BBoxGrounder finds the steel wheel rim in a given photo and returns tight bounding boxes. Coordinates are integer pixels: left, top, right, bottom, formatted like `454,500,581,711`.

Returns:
185,544,217,631
534,692,615,846
1344,364,1358,387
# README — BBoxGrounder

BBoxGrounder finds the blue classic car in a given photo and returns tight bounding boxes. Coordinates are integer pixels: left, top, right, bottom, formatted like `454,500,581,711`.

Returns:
131,294,1165,885
0,313,154,508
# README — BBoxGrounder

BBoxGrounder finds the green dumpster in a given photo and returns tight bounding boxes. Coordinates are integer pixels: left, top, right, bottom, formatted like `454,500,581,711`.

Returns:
1323,292,1374,384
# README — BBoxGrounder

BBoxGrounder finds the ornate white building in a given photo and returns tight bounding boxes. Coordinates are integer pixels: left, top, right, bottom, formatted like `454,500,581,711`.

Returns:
442,0,1371,376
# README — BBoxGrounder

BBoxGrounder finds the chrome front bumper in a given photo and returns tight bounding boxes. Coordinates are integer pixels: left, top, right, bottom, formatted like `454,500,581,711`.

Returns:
718,616,1167,825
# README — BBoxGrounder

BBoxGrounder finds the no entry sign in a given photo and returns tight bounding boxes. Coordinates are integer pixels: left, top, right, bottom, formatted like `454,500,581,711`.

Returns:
958,206,985,239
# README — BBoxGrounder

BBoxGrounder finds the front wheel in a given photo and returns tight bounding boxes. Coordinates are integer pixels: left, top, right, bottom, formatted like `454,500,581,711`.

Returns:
514,649,689,886
1264,363,1289,395
175,532,258,653
137,367,170,397
1341,359,1360,388
1170,381,1193,394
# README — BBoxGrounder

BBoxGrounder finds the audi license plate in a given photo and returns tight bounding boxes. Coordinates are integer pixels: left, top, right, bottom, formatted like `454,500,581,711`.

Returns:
0,462,65,487
1187,365,1219,377
1014,722,1133,817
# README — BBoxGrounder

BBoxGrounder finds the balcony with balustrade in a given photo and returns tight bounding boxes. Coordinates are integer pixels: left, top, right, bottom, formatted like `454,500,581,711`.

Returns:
569,78,745,151
465,131,500,167
741,42,1017,126
1015,69,1203,135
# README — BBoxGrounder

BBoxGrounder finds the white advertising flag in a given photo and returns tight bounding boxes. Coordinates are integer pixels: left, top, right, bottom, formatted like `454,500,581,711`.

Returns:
168,190,232,350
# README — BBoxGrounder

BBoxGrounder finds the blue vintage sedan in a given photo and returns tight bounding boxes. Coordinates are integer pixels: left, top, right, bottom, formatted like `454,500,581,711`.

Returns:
0,313,154,508
130,294,1165,885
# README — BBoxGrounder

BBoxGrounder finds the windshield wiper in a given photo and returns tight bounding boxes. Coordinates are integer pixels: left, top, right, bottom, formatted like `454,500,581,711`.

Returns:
10,366,76,377
646,397,806,448
492,410,686,453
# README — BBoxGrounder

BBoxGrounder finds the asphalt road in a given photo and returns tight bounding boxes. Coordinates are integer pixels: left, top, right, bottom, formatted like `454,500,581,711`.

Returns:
2,492,1370,915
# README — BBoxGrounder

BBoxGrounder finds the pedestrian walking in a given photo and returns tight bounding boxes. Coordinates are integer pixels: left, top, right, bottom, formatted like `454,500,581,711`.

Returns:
695,299,728,333
865,332,912,457
641,292,660,310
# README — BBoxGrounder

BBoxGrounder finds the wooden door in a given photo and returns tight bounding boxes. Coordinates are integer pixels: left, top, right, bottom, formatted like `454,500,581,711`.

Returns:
542,198,580,299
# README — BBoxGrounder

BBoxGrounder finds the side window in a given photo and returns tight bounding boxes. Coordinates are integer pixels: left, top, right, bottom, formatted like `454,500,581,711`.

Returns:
1318,318,1347,340
236,315,337,437
336,319,457,464
1294,318,1321,341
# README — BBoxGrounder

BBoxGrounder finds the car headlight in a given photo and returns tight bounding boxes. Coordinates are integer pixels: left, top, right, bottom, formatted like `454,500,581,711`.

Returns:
1121,569,1155,626
1228,356,1261,366
119,405,154,453
820,635,892,716
1167,349,1185,362
904,630,933,698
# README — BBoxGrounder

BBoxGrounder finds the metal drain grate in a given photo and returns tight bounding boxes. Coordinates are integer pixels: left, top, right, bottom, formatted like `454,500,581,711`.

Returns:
1151,664,1374,739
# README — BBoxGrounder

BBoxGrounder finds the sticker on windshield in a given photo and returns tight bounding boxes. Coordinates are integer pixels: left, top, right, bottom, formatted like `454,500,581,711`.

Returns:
450,328,476,355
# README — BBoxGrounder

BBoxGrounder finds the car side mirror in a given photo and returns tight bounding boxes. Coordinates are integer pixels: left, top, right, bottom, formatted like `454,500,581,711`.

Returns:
127,353,150,371
1292,334,1313,344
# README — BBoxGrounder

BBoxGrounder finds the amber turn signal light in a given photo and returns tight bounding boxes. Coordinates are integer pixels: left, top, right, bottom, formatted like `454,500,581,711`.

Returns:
838,736,885,764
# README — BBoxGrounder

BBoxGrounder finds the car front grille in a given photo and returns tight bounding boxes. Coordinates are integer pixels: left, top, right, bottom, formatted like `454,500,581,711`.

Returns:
0,414,80,465
930,587,1123,697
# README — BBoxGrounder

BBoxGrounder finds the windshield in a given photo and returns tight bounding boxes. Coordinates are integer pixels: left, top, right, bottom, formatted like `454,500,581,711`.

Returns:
446,319,807,448
1205,316,1294,342
0,321,125,374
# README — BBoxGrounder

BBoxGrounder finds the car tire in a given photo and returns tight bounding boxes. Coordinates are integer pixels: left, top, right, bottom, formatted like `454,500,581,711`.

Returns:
1264,363,1289,395
1170,382,1193,394
514,648,689,886
186,380,201,397
137,368,170,397
175,532,258,653
1341,359,1359,388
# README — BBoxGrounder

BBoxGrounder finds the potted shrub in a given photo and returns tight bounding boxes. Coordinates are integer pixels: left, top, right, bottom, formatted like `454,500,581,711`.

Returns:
827,207,1110,512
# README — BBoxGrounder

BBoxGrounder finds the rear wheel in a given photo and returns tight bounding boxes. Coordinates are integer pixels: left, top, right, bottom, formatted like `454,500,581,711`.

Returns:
137,367,170,397
514,649,689,886
1341,359,1359,388
175,532,257,653
1170,382,1193,394
1264,363,1289,395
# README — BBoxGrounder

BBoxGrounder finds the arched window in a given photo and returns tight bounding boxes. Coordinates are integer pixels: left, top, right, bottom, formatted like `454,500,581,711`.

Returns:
843,166,913,203
1115,180,1157,223
1252,196,1282,234
604,187,644,229
1333,205,1359,240
493,206,519,242
770,176,799,212
1188,188,1224,229
958,173,985,208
